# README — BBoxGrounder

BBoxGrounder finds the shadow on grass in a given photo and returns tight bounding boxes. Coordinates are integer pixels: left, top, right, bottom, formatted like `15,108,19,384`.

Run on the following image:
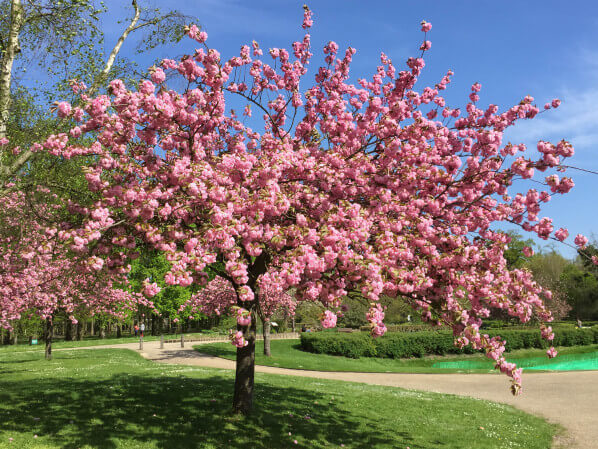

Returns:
0,373,414,449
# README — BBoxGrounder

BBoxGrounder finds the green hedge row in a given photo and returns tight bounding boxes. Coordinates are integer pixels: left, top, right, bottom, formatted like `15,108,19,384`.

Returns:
358,324,447,333
300,326,598,359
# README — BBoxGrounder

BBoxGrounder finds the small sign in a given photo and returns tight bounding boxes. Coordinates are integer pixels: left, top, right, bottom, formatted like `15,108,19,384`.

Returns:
30,339,38,345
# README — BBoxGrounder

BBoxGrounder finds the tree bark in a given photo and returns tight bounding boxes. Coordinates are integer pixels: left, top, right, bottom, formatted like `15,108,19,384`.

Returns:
232,304,257,414
90,318,95,336
116,323,122,338
75,322,82,341
44,317,53,360
262,318,272,357
65,319,73,341
0,0,24,142
99,323,106,339
0,0,147,186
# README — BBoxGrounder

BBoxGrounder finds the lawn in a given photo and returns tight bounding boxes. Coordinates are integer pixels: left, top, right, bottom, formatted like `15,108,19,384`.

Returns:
0,349,556,448
0,332,226,353
194,339,598,373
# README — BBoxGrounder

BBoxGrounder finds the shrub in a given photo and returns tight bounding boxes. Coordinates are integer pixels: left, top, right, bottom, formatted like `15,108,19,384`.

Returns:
359,324,445,333
300,332,377,358
300,326,598,359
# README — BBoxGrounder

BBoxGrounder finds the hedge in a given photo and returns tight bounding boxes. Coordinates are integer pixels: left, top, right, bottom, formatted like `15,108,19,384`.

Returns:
300,325,598,359
358,324,447,333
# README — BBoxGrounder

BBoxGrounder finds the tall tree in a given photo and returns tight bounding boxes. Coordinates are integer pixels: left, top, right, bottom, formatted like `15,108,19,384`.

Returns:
0,0,190,186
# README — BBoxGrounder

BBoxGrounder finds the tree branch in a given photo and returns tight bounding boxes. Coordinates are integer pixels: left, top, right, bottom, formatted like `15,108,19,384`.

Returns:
87,0,141,96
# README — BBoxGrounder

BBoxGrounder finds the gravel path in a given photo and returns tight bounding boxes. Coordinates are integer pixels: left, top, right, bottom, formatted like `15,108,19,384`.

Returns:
49,339,597,448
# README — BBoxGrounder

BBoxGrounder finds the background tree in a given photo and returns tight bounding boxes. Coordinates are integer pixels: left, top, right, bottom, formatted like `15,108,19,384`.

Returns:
0,0,191,186
526,250,571,320
561,244,598,320
128,248,196,335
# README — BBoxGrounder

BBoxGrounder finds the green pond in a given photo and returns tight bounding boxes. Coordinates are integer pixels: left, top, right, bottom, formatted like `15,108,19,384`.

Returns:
432,351,598,371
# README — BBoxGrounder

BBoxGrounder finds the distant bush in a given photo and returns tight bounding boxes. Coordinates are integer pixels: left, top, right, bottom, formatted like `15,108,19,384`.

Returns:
300,327,598,359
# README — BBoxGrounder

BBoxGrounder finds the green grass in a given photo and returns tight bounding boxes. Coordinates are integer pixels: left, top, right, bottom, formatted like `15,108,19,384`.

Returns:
0,348,556,448
195,339,598,373
0,332,226,353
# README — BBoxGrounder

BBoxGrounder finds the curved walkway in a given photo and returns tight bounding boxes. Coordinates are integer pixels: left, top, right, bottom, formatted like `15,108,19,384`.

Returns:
66,339,596,448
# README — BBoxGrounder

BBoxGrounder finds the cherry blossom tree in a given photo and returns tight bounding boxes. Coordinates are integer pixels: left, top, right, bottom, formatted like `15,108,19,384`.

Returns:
23,6,594,412
185,275,295,356
0,187,152,358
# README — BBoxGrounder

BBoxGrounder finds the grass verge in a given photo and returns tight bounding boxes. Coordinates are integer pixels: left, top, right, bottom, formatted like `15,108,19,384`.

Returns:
0,332,226,353
0,348,555,448
194,339,598,373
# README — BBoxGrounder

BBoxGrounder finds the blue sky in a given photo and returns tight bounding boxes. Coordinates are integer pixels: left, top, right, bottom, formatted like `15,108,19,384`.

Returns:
29,0,598,258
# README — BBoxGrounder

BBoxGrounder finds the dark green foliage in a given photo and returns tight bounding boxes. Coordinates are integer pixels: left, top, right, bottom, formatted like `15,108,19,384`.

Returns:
359,324,445,333
300,332,377,358
301,327,598,359
561,261,598,320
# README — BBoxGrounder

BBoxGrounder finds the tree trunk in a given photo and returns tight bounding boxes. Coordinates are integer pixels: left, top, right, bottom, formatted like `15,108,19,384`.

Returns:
75,322,82,341
90,318,95,336
44,317,53,360
232,306,257,414
262,318,272,357
65,320,73,341
0,0,24,142
116,324,122,338
99,324,106,339
292,315,296,333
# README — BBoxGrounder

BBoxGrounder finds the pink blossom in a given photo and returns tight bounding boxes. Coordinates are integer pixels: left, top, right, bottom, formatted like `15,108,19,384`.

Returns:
236,307,252,326
151,67,166,84
554,228,569,242
56,102,72,118
574,234,589,248
320,310,337,328
230,330,248,348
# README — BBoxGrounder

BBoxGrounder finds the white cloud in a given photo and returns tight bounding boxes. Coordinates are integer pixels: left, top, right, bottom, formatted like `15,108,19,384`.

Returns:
504,86,598,168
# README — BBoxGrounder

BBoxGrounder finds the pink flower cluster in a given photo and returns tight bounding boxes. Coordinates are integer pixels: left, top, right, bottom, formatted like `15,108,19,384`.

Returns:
230,330,248,348
320,310,337,329
236,307,252,326
367,303,387,337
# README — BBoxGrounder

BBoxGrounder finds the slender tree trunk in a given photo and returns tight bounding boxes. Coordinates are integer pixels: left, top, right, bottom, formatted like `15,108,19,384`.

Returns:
292,315,296,333
232,304,257,414
44,317,53,360
0,0,24,142
116,324,122,338
87,0,141,96
99,323,106,339
75,322,82,341
90,318,95,336
65,320,73,341
262,318,272,357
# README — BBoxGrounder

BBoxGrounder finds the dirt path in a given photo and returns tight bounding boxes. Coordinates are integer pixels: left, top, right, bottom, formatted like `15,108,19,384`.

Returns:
44,339,597,448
